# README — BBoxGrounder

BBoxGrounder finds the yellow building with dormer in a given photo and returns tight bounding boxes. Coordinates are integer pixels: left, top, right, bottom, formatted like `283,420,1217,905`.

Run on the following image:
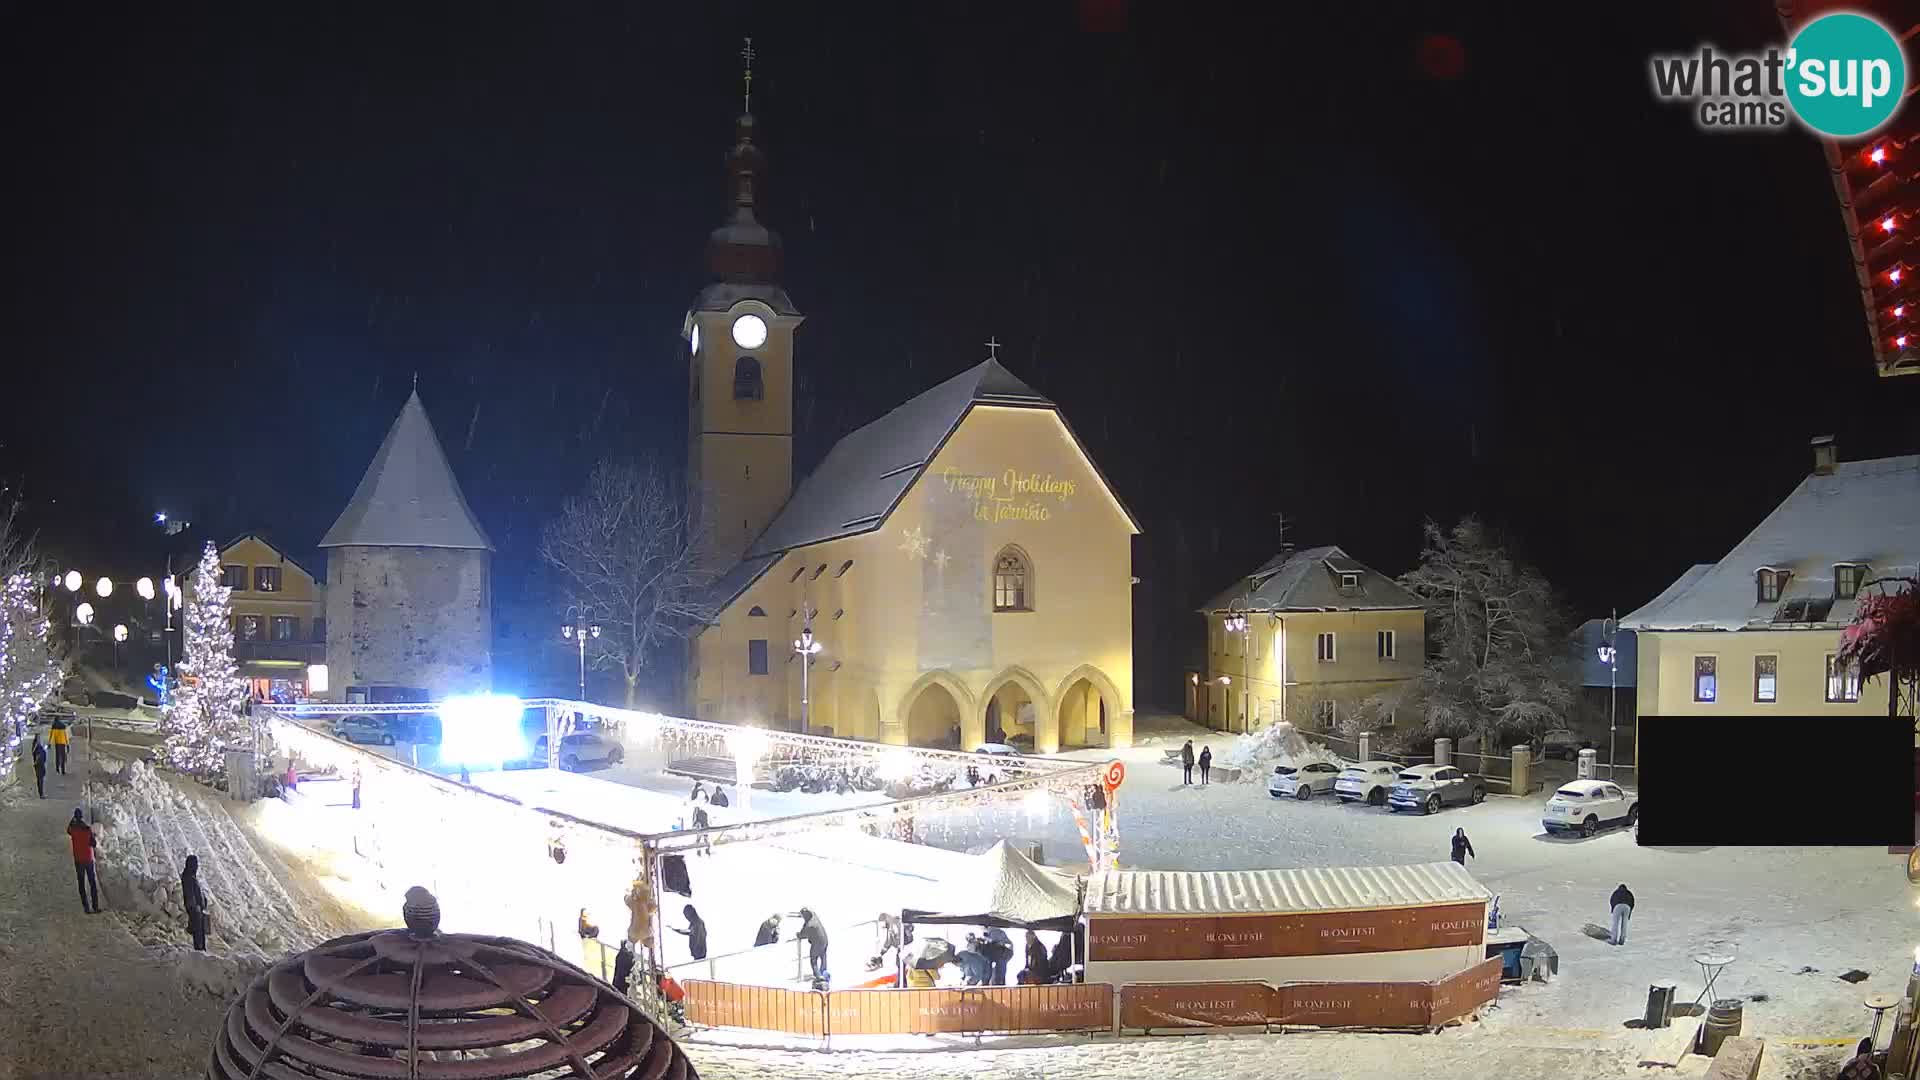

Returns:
683,104,1139,752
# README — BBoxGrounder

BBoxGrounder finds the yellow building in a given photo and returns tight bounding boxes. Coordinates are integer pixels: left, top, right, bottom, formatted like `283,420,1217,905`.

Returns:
684,105,1139,752
1620,439,1916,741
1195,546,1426,736
190,534,327,700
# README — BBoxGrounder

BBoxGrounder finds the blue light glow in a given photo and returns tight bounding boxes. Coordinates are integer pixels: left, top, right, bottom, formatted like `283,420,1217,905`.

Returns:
438,694,527,768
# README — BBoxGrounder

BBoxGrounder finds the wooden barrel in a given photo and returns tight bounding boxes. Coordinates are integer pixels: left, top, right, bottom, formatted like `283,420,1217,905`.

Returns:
1699,998,1744,1056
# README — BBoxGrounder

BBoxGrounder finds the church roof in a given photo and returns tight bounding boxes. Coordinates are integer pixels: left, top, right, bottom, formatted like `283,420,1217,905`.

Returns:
320,391,494,551
708,357,1135,611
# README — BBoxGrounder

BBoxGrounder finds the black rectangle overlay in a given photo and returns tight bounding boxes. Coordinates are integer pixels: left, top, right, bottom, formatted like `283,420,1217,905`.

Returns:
1637,716,1913,846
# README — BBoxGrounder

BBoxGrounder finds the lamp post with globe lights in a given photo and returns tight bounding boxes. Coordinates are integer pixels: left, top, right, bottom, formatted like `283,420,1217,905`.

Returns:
1596,609,1619,778
555,612,600,770
793,603,823,735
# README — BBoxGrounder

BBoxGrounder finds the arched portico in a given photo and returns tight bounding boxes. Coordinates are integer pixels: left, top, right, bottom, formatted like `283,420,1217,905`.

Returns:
1052,664,1126,753
895,669,977,748
976,666,1051,751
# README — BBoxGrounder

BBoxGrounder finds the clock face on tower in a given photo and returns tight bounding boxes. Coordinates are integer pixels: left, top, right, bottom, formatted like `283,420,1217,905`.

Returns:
689,323,701,355
731,314,768,350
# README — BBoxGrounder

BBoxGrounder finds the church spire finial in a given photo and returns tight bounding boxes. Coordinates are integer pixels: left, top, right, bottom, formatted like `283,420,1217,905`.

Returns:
741,36,756,115
984,336,1001,362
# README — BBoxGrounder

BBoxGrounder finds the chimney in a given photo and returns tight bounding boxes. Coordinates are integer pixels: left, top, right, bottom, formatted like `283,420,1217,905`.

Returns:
1811,435,1838,476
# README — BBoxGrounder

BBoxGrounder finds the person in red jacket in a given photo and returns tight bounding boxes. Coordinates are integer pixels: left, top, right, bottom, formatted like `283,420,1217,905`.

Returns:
67,808,99,913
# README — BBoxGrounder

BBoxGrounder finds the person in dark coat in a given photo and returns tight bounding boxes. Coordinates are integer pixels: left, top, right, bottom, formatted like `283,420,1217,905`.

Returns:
182,854,209,951
980,926,1013,984
754,913,782,947
1451,828,1475,866
795,907,830,984
612,939,636,994
669,905,708,961
689,780,707,803
1024,930,1050,984
956,936,991,985
67,808,99,913
31,736,47,798
1047,929,1073,982
1838,1037,1882,1080
1180,740,1195,785
691,804,712,857
1608,883,1635,946
1198,745,1213,785
710,786,730,808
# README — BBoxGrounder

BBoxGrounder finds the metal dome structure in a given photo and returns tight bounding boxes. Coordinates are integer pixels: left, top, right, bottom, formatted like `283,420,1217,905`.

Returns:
209,887,694,1079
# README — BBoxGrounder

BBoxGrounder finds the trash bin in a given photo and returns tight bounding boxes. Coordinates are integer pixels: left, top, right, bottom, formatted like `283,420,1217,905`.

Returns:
1027,842,1044,864
1700,999,1744,1055
1644,981,1677,1029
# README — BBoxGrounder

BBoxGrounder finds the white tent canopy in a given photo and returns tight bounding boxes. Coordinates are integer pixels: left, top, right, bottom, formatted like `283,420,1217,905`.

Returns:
1086,861,1489,917
902,840,1082,929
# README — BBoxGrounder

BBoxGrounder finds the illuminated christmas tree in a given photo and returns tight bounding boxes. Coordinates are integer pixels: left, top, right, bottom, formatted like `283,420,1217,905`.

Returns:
0,569,63,777
162,541,251,780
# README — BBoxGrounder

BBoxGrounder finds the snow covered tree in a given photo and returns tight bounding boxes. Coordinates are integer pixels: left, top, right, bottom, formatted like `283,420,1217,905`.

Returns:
0,503,64,778
540,458,722,709
1396,518,1575,743
161,540,252,781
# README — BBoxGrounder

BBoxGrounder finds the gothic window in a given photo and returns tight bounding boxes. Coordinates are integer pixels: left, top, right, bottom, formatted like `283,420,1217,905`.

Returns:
747,606,767,617
733,355,764,400
993,546,1032,612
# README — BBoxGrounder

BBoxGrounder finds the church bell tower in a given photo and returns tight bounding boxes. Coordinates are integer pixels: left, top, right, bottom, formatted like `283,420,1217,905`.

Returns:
685,37,803,563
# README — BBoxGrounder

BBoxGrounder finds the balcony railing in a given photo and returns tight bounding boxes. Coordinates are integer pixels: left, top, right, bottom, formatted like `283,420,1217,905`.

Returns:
233,640,325,664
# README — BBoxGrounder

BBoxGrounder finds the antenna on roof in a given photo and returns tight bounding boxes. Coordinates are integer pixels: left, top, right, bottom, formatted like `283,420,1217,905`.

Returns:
1273,511,1293,553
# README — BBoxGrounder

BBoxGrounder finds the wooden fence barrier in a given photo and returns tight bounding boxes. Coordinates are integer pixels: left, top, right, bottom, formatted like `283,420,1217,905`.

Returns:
683,980,827,1037
1118,957,1503,1033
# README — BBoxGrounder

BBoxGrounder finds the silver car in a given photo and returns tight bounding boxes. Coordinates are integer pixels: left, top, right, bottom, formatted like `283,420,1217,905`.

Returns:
330,714,395,746
1268,761,1342,800
1386,764,1484,814
532,730,625,771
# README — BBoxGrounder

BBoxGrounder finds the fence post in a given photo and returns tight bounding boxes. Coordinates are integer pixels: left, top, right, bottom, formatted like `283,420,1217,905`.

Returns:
1433,738,1451,766
1510,744,1531,795
1358,731,1371,761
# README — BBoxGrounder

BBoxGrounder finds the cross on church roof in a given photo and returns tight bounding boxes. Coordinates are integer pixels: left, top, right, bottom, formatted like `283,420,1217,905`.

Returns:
984,336,1001,361
741,37,756,114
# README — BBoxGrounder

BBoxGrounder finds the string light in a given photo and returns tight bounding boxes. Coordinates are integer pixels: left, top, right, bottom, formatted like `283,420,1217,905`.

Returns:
1899,336,1911,348
1896,305,1906,318
1884,216,1899,234
1871,146,1888,164
1892,268,1903,284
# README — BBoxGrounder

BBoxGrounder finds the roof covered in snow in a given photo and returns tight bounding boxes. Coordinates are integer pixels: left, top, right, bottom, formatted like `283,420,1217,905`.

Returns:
320,392,493,551
902,840,1082,929
1201,545,1422,614
1085,861,1489,916
1620,454,1919,631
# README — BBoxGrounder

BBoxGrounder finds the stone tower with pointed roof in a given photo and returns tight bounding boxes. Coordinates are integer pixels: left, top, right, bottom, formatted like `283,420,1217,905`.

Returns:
320,391,494,699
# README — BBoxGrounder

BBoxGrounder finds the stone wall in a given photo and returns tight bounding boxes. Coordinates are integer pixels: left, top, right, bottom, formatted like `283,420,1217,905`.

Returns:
325,546,492,698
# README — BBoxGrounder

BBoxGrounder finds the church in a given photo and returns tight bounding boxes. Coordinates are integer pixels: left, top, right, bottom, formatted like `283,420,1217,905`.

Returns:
685,91,1139,752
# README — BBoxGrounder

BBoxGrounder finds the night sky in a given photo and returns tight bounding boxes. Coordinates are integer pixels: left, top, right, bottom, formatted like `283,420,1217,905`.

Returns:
6,3,1918,704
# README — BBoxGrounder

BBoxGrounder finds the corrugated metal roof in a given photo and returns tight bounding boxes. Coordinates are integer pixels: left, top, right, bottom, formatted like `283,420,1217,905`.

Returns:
1084,862,1489,916
320,391,493,551
1200,545,1423,613
1619,455,1918,631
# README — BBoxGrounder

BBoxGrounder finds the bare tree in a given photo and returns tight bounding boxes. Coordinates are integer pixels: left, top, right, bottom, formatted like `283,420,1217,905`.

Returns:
1396,518,1574,744
540,459,722,709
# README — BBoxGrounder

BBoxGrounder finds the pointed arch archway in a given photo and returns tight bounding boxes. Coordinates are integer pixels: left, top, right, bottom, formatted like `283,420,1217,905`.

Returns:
1052,664,1126,752
978,666,1052,750
897,669,976,749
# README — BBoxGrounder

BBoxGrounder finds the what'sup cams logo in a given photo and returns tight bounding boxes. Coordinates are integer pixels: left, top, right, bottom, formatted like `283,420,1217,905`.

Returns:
1650,11,1907,136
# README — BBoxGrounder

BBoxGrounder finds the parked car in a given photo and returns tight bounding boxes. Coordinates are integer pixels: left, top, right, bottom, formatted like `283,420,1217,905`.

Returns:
1268,761,1342,800
1538,730,1590,761
1387,764,1483,814
975,743,1020,757
1334,761,1403,806
1542,779,1638,837
532,730,625,771
331,714,396,746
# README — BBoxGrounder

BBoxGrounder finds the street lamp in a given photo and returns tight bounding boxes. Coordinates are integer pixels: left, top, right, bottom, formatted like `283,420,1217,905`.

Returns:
95,576,113,599
74,602,94,626
135,577,155,601
560,615,601,702
1597,609,1618,777
64,570,81,593
793,603,823,734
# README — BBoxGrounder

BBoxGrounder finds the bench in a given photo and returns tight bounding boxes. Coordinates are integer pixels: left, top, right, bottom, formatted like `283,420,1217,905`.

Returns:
1702,1036,1763,1080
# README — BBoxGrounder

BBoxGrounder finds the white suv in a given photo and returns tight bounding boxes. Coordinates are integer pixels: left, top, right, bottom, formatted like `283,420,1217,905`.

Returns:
1333,761,1402,806
1542,779,1638,837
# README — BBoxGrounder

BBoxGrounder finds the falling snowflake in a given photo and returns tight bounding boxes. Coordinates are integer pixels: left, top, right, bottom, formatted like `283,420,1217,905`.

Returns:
898,527,930,560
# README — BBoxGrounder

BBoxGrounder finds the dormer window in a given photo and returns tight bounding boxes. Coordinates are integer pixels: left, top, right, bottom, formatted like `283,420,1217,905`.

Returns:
733,355,764,401
1339,572,1359,591
1756,568,1790,603
1835,563,1868,600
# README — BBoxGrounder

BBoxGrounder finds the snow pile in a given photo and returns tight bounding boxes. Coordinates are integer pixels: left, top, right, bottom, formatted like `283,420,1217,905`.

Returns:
91,757,325,964
154,941,278,1000
1216,722,1346,778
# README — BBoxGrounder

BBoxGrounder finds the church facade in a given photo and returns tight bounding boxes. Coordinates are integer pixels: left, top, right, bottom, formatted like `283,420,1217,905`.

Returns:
685,103,1138,752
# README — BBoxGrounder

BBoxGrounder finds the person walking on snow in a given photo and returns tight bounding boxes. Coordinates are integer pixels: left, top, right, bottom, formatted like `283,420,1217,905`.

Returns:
67,808,99,913
1180,740,1195,785
49,715,69,775
182,854,209,951
1450,828,1475,866
669,904,708,961
1608,883,1635,946
31,736,47,798
1198,745,1213,785
690,804,713,857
